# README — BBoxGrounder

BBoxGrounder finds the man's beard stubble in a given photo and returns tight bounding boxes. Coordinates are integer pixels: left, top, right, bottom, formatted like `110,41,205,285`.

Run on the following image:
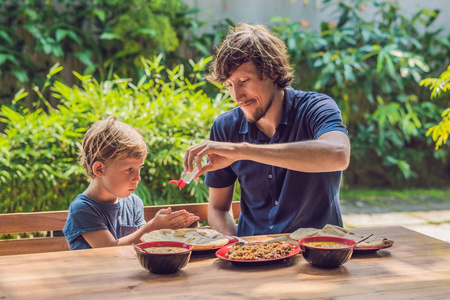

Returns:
243,92,275,123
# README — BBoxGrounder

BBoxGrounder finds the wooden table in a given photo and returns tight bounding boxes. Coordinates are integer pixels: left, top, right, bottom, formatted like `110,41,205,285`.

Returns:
1,226,449,299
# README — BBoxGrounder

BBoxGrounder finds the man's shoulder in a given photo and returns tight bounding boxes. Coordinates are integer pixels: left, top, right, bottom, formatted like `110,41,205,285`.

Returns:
288,87,332,103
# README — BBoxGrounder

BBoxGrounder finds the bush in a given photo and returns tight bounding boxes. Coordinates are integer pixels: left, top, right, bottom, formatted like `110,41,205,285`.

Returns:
0,0,191,105
270,0,450,187
420,65,450,150
0,56,234,212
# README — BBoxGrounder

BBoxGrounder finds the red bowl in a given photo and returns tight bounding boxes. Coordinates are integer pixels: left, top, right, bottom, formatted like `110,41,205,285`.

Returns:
134,241,194,274
298,236,356,269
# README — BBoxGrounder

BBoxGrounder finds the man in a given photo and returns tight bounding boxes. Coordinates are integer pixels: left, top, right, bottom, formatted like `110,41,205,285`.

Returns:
184,23,350,237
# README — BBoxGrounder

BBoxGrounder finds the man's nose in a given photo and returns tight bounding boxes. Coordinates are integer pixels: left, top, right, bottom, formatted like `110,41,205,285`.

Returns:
231,85,245,102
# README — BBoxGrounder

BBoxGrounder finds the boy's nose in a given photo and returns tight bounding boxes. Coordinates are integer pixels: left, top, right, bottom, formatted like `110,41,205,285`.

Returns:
133,172,141,183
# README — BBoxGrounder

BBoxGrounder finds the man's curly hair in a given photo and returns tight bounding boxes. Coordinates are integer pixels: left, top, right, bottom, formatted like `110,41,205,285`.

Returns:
206,23,294,88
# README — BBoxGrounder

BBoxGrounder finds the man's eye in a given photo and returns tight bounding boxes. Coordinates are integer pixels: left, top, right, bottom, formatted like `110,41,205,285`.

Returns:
240,79,249,84
126,168,133,172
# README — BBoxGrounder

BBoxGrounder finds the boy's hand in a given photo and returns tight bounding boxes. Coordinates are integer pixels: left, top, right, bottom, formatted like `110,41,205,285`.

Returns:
153,207,200,229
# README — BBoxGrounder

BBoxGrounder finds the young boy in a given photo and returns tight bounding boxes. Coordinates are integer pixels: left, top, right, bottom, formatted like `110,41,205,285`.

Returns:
63,116,199,250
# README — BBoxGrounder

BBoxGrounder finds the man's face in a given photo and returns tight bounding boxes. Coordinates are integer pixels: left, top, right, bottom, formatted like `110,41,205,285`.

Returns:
224,62,278,123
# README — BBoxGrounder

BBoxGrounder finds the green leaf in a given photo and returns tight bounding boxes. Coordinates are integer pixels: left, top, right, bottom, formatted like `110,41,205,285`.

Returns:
55,29,68,42
93,9,106,22
49,63,63,76
13,89,28,102
343,64,355,81
74,50,94,68
0,30,12,45
0,54,19,66
11,70,29,83
66,30,82,45
132,28,156,37
192,41,209,56
100,33,122,40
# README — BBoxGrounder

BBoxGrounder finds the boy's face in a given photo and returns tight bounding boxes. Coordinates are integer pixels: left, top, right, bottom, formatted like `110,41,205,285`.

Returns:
224,61,278,123
96,157,145,200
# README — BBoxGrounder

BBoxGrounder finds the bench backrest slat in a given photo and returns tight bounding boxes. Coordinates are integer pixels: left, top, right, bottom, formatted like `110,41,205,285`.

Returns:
0,211,69,235
0,202,241,256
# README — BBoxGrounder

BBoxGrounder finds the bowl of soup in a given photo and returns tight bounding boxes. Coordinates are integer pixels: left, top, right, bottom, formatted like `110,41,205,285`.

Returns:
298,236,356,269
134,241,194,274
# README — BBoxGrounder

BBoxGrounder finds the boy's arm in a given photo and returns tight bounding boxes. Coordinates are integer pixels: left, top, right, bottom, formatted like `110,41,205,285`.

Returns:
82,224,158,247
82,209,199,248
82,229,123,247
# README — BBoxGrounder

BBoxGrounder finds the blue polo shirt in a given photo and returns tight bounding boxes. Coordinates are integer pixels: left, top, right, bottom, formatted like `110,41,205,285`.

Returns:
204,87,348,236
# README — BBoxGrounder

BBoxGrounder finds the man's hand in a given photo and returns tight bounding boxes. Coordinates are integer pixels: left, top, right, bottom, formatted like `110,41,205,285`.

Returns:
184,141,242,177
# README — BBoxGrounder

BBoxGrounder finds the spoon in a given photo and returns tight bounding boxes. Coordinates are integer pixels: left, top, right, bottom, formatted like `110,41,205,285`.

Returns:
232,235,288,247
132,243,148,253
354,234,374,246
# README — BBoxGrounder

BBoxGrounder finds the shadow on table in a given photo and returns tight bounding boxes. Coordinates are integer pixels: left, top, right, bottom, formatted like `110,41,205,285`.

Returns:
213,255,300,271
351,249,392,259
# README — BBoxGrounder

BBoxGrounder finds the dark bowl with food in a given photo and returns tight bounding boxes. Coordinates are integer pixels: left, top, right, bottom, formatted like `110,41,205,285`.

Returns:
298,236,356,269
134,241,194,274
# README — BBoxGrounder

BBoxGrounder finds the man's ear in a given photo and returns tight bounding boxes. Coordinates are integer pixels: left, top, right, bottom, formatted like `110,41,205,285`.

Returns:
92,161,105,177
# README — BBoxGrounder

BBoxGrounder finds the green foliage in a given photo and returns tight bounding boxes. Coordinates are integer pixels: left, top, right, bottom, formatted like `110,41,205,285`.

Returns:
0,0,190,104
270,0,450,186
420,65,450,149
0,56,233,212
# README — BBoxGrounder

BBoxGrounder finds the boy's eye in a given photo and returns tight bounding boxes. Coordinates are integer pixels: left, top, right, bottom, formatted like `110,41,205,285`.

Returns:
240,79,249,84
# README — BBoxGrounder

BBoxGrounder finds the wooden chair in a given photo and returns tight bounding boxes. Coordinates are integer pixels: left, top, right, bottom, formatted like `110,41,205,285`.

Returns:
0,202,241,256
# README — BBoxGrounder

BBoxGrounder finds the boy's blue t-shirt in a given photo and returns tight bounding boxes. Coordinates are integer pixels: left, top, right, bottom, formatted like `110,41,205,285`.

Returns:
63,194,147,250
204,87,348,236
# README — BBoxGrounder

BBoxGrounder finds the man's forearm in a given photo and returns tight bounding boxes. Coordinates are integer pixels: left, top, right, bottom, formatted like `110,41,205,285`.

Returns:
208,208,237,236
238,132,350,173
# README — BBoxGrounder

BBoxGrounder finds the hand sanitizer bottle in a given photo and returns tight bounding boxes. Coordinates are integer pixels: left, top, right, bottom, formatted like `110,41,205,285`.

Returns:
169,167,199,189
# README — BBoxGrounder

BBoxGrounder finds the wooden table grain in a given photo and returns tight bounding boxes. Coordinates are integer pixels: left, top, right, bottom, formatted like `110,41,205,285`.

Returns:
1,226,449,299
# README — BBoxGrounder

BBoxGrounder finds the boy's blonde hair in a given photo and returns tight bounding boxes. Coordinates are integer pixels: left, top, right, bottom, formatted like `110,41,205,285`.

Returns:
79,116,148,179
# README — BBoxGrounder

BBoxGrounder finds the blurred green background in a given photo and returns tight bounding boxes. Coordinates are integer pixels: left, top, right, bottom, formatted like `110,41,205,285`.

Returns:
0,0,449,213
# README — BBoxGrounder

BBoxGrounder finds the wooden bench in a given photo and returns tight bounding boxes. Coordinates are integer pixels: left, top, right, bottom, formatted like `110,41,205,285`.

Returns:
0,202,241,256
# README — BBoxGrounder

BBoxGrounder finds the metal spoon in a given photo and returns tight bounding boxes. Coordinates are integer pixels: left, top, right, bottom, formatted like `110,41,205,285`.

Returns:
232,235,288,247
354,234,374,246
132,243,147,253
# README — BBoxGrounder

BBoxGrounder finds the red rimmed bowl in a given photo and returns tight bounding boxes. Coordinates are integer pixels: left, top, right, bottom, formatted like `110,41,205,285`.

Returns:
134,241,194,274
298,236,356,269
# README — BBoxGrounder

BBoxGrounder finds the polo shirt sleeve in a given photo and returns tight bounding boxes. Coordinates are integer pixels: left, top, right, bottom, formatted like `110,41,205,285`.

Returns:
204,118,238,189
306,93,348,139
63,199,109,244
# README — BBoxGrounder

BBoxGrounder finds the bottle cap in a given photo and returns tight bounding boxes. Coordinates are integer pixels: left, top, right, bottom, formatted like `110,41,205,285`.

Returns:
169,178,187,189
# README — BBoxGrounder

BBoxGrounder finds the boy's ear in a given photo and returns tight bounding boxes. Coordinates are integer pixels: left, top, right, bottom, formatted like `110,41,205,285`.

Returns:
92,161,105,177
